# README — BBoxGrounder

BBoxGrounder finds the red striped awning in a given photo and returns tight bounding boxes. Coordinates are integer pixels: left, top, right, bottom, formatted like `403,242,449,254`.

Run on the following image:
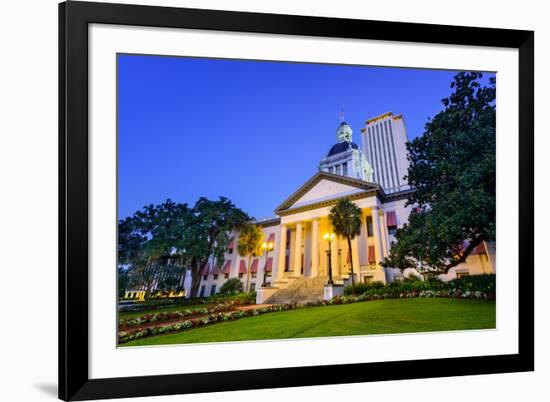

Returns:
473,242,486,255
202,263,211,276
265,257,273,272
386,211,397,227
238,260,247,274
250,259,259,273
221,260,232,274
227,237,235,249
459,241,485,255
368,245,376,264
266,233,275,243
209,264,220,276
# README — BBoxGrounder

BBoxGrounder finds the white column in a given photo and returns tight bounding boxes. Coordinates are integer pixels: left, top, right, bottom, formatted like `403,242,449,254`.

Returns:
293,222,303,276
371,206,384,266
331,236,339,276
351,237,360,280
277,224,287,281
310,218,319,277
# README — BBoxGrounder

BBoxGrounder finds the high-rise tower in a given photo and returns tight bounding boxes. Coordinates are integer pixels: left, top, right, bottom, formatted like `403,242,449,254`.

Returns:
361,112,410,193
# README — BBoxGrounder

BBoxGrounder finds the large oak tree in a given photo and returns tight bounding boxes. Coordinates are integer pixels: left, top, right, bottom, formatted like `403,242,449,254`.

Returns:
383,72,496,275
118,197,250,298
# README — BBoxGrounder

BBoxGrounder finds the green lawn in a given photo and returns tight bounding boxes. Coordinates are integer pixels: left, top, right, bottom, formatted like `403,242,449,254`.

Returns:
122,298,495,347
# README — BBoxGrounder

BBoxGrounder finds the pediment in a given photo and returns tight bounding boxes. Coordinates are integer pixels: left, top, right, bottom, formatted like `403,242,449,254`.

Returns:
275,171,380,213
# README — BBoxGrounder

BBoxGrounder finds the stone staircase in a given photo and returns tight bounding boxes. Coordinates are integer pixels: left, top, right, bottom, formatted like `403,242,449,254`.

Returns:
265,275,329,304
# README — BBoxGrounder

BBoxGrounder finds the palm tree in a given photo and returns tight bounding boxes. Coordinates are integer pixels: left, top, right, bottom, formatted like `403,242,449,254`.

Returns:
329,198,362,288
237,224,264,293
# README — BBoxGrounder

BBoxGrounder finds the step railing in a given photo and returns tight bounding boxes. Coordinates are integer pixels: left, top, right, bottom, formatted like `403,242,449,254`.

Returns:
267,274,329,303
288,275,328,302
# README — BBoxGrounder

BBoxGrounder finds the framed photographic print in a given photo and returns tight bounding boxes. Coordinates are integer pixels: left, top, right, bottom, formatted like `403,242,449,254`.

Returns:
59,1,534,400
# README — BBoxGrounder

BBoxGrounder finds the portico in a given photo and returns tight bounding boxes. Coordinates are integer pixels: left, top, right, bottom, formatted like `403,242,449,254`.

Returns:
272,171,399,285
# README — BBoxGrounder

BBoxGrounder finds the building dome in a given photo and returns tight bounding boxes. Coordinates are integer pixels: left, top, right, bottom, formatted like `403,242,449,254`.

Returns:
327,141,359,157
336,121,353,143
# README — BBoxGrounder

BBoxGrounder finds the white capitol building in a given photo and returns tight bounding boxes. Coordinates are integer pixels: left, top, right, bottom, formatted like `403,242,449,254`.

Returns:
180,111,495,303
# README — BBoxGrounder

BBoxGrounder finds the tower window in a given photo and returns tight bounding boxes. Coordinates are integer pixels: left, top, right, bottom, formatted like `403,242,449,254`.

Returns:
342,162,348,176
335,165,341,175
328,166,334,174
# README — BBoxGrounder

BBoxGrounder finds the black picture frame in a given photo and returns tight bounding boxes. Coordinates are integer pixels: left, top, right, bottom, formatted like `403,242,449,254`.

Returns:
59,1,534,400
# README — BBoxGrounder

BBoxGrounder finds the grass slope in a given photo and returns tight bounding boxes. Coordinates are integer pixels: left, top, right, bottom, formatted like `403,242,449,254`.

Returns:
122,298,495,347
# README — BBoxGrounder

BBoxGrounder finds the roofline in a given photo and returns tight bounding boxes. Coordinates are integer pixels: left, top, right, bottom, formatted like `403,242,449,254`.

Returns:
276,187,414,217
365,111,394,125
277,190,380,216
255,217,281,228
383,188,415,202
274,171,383,213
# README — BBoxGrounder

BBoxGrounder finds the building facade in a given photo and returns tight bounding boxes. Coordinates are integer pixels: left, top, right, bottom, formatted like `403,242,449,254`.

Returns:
189,113,495,301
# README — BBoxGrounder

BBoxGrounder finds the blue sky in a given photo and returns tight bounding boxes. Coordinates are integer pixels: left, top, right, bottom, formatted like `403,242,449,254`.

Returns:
118,54,494,219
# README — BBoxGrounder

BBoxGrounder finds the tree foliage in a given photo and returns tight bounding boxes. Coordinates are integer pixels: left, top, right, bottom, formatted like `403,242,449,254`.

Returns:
118,197,250,298
118,200,191,297
329,198,362,286
219,278,244,296
383,72,496,274
237,224,264,293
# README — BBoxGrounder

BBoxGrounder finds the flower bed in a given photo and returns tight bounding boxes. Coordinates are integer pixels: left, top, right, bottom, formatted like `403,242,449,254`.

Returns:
118,292,255,313
119,301,243,329
118,304,295,344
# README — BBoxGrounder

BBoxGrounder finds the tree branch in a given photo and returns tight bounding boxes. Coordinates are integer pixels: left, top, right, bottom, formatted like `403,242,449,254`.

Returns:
444,238,484,273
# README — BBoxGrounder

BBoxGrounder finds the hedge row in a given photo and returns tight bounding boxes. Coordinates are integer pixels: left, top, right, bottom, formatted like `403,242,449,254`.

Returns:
344,274,496,296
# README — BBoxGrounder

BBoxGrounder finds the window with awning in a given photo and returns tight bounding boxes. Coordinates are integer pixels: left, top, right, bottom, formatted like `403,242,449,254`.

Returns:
227,237,235,253
386,211,397,227
473,243,486,254
202,263,210,279
250,259,259,273
221,260,232,275
250,259,259,278
459,241,486,255
368,245,376,264
265,257,273,271
238,260,247,274
209,264,220,276
266,233,275,244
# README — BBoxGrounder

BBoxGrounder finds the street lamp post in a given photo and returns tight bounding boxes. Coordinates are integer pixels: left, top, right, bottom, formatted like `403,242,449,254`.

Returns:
323,232,335,285
261,241,274,287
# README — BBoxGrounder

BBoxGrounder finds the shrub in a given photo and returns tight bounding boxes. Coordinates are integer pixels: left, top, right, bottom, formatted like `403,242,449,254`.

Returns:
219,278,244,295
344,281,385,295
447,274,495,293
347,274,495,298
230,292,256,305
